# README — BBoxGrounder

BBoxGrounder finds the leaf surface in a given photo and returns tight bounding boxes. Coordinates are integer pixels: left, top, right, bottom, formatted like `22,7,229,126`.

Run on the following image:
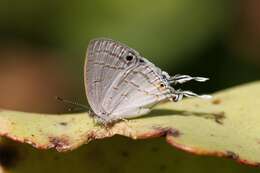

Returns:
0,81,260,166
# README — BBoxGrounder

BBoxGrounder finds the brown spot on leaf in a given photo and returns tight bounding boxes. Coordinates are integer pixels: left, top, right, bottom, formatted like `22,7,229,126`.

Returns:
256,139,260,144
212,111,225,125
167,128,181,137
226,151,239,160
49,136,70,150
212,99,222,105
152,127,182,138
59,122,67,126
0,144,19,169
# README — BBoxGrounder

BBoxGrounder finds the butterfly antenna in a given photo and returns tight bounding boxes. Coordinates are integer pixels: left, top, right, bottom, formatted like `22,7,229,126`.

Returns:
55,96,89,110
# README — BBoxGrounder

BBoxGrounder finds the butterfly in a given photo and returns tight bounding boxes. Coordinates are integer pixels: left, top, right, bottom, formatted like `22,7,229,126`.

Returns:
84,38,211,125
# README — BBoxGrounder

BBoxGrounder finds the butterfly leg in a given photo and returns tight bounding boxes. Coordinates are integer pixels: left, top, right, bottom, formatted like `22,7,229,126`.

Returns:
169,74,209,85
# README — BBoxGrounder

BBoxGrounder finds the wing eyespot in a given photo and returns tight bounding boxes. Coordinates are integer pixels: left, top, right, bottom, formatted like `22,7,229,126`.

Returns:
126,55,133,61
160,83,166,88
124,52,137,65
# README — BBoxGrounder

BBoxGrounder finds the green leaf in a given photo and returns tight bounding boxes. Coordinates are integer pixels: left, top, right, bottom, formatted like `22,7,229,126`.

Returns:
0,81,260,167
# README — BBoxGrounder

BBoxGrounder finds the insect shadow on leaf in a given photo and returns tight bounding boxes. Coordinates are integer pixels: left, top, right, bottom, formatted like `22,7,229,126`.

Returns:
135,109,225,125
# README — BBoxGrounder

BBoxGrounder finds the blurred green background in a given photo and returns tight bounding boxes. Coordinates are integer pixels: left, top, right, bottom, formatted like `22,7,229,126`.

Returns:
1,0,260,113
0,0,260,172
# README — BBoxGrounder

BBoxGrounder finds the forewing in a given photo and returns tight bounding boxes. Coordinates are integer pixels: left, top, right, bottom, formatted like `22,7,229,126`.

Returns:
84,38,138,115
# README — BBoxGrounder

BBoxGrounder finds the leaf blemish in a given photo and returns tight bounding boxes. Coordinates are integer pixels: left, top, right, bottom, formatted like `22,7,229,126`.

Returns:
59,122,68,126
167,129,181,137
213,111,225,125
212,99,222,105
49,136,70,150
256,139,260,145
226,151,239,160
152,127,182,137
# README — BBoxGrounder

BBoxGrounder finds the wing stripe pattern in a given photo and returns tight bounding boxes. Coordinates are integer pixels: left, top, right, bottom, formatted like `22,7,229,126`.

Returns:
85,39,132,115
85,38,171,121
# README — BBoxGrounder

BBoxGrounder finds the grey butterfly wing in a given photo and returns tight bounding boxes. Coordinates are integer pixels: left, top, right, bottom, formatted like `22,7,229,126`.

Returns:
102,60,171,121
85,38,139,116
85,38,171,123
